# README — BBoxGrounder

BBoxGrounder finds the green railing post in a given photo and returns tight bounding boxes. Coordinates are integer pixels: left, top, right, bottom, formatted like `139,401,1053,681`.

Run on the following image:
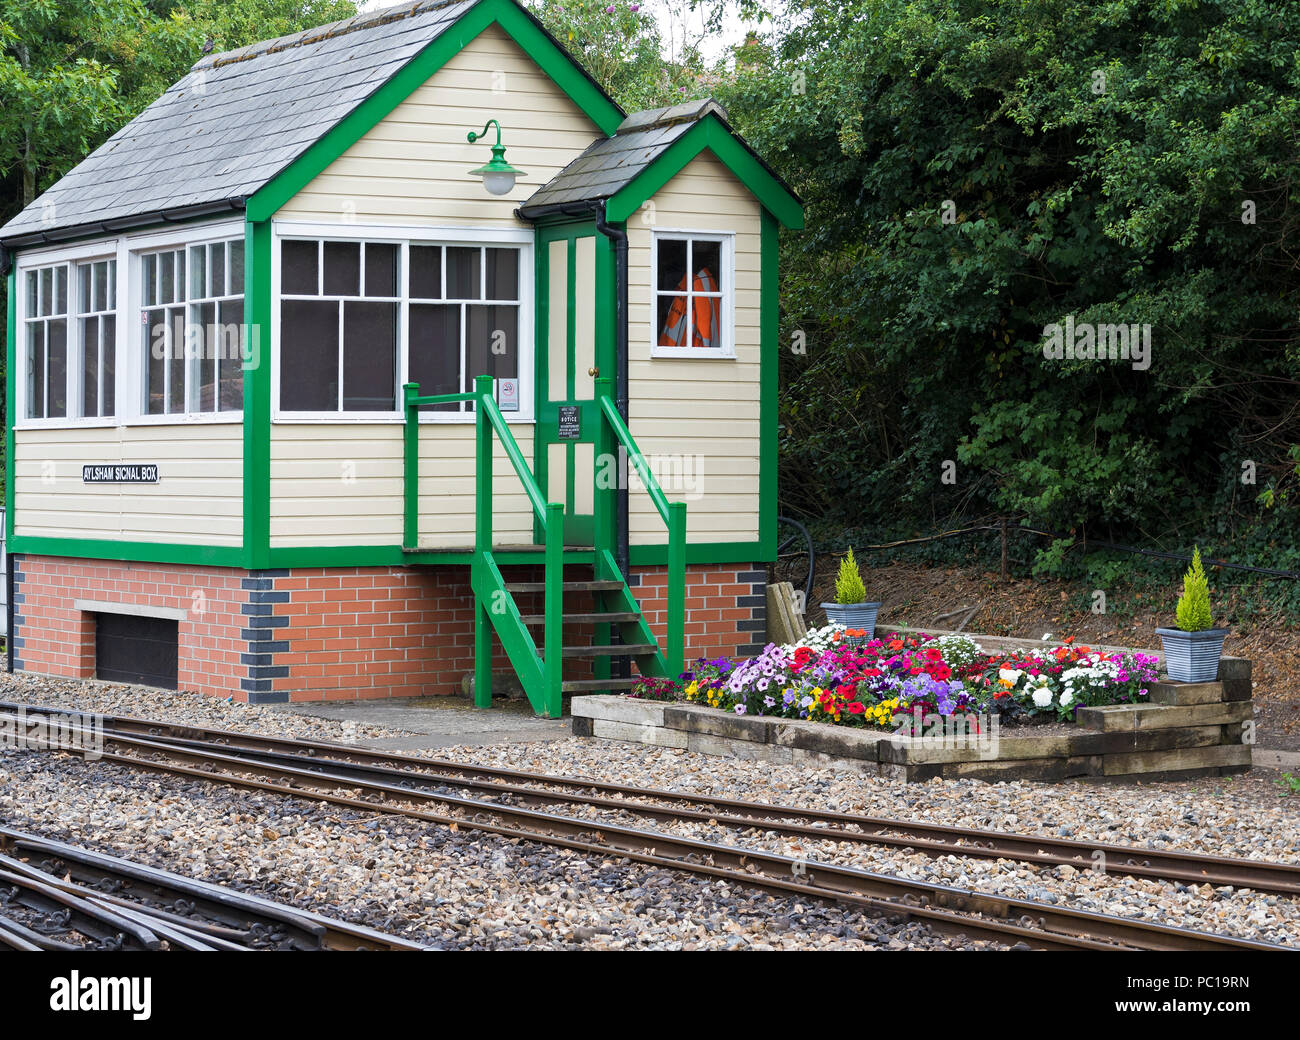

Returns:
474,374,494,553
474,374,495,709
402,382,420,549
667,501,687,678
544,500,565,719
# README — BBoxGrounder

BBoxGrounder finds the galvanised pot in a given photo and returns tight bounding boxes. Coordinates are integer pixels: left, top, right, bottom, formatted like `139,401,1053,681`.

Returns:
1154,626,1230,683
821,601,883,639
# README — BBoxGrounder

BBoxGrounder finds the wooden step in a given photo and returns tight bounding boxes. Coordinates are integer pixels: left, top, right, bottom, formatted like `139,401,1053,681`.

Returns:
561,643,658,658
519,611,641,625
505,580,624,594
561,678,642,693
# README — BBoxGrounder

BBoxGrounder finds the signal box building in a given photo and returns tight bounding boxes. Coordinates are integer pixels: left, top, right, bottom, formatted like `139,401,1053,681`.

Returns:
0,0,802,716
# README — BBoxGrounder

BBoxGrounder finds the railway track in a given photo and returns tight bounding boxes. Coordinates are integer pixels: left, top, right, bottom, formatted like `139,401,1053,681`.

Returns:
0,825,427,951
5,700,1298,952
6,699,1297,896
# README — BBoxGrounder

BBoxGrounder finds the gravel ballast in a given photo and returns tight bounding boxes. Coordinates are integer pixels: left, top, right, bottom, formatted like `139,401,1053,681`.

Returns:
3,673,1298,949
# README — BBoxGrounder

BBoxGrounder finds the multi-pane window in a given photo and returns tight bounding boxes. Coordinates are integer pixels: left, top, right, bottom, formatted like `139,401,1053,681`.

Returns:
77,258,116,418
654,234,728,354
276,239,522,414
280,240,399,411
142,238,244,415
409,245,519,414
24,264,69,419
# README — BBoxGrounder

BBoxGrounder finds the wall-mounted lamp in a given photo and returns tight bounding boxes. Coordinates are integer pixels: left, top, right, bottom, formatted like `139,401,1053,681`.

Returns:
467,119,526,196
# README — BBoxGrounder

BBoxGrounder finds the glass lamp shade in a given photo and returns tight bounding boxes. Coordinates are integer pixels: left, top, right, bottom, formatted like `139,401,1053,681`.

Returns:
481,170,518,196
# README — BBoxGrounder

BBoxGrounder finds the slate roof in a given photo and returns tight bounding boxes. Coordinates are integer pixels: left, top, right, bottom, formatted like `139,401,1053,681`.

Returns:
2,0,525,247
518,99,731,215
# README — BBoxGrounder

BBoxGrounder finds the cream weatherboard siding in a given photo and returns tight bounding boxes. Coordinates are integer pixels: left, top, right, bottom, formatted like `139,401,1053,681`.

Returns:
13,424,243,545
626,152,763,546
269,423,536,549
268,22,600,549
277,24,601,227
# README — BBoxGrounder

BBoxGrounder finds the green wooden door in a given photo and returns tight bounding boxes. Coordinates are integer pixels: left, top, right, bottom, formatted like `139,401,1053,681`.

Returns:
536,221,608,546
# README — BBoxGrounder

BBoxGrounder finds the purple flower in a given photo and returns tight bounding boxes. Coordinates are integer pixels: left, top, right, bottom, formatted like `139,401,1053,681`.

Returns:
734,703,746,715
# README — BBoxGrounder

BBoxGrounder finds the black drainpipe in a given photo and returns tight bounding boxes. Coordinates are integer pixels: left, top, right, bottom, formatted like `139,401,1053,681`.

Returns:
594,203,630,588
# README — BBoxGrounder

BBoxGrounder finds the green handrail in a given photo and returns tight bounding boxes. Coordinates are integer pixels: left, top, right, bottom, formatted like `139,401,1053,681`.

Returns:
595,379,687,677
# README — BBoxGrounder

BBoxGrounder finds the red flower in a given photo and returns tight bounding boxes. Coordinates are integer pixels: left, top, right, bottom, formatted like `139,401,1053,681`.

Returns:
846,702,866,714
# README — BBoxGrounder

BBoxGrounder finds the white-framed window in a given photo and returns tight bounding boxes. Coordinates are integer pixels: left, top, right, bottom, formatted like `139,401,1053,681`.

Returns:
12,217,244,429
76,257,117,418
272,222,533,422
140,236,245,416
650,230,734,359
22,262,70,419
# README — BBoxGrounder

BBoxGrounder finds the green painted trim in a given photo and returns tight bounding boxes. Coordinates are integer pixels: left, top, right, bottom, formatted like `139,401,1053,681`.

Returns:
607,117,804,229
630,541,766,566
265,544,595,568
5,264,14,539
243,219,271,568
246,0,623,223
9,536,246,568
759,207,778,562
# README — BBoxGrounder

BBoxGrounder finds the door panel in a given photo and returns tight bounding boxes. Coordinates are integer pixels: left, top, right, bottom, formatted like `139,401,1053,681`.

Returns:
536,222,605,546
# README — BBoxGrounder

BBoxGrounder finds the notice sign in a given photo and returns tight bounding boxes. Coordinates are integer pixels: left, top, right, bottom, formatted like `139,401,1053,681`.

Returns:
498,378,520,412
83,464,159,484
557,405,580,440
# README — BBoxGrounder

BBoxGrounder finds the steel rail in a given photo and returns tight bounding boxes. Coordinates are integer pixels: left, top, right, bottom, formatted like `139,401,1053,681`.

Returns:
22,722,1291,952
6,700,1298,897
0,826,428,952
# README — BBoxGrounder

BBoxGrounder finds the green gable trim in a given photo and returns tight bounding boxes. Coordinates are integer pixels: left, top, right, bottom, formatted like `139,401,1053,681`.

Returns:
5,264,14,543
243,219,271,567
246,0,624,223
606,116,804,229
9,536,246,569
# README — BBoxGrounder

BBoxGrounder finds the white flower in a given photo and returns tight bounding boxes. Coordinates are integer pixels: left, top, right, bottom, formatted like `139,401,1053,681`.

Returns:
1031,687,1053,708
1059,690,1074,707
998,667,1023,684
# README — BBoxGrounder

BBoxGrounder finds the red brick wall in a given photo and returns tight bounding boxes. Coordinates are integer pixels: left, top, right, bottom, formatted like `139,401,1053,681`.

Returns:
12,557,248,697
12,555,768,702
628,563,767,663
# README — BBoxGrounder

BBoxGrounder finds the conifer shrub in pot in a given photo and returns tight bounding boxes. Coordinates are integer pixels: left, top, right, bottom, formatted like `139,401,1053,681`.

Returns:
1155,547,1230,683
821,548,883,639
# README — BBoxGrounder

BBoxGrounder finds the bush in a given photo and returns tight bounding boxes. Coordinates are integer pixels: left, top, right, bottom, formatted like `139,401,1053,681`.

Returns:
834,548,867,604
1176,547,1214,632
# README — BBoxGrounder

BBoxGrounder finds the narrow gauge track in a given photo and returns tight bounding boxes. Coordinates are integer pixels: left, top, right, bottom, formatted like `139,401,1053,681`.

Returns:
6,700,1299,897
5,705,1294,952
0,825,427,951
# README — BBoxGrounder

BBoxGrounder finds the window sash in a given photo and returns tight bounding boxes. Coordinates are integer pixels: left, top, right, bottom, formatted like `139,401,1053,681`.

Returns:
139,239,244,417
277,237,526,417
652,232,732,355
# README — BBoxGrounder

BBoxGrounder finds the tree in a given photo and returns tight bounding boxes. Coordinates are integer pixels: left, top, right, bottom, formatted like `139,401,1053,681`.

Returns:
716,0,1300,572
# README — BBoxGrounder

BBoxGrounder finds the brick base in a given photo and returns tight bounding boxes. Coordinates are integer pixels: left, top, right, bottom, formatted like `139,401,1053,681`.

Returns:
11,555,769,703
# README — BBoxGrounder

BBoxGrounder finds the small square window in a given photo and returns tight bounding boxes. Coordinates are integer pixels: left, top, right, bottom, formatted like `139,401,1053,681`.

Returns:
653,234,730,356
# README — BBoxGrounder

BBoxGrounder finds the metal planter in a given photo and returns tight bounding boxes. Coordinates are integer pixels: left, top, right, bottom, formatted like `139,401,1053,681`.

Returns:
821,601,883,639
1155,626,1229,683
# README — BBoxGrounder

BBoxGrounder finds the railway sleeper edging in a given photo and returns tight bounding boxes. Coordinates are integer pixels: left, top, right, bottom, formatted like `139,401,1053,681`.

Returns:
571,661,1255,783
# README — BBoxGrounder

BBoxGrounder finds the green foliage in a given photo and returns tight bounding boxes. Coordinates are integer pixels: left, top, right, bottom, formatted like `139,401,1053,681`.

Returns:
1176,547,1214,631
714,0,1300,565
1277,773,1300,796
834,547,867,604
528,0,704,110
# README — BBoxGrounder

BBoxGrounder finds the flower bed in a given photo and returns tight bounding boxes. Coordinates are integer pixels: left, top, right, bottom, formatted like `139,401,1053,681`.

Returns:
631,627,1160,732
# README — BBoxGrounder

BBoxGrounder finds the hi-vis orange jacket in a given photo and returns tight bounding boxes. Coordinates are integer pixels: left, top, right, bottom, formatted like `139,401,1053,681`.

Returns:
658,267,720,348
